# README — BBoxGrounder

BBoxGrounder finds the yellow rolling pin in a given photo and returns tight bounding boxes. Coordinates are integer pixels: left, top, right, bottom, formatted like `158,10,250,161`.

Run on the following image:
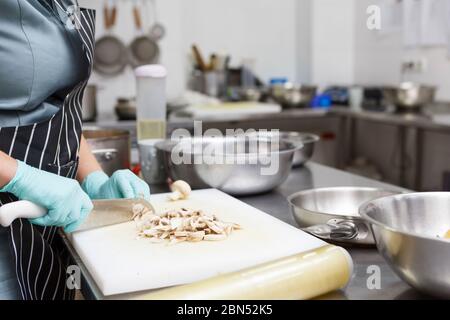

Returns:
133,245,353,300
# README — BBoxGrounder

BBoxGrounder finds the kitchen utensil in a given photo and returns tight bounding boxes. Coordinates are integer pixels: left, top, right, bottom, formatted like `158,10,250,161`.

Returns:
0,199,153,232
191,44,208,72
204,70,226,97
288,187,399,245
148,0,166,41
83,128,131,175
156,135,302,195
270,83,317,108
133,245,352,300
138,139,167,184
383,82,436,111
94,0,128,76
115,97,136,121
129,3,159,68
68,189,332,296
82,84,98,122
249,131,320,167
359,192,450,298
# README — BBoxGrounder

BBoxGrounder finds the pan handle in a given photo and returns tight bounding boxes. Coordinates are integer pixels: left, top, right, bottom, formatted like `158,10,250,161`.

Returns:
133,3,143,31
303,220,358,241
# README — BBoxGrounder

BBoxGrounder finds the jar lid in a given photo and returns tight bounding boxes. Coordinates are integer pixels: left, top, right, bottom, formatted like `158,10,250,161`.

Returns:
134,64,167,78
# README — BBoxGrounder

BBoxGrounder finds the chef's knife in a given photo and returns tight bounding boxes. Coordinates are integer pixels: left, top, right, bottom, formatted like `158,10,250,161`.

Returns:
0,199,154,233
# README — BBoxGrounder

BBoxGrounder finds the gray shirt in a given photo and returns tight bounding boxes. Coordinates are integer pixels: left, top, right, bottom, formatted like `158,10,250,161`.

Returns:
0,0,88,127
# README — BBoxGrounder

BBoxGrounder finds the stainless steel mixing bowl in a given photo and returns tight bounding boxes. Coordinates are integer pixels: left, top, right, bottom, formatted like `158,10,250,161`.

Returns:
156,136,302,195
250,131,319,167
383,82,436,110
271,83,317,108
360,192,450,298
288,187,399,245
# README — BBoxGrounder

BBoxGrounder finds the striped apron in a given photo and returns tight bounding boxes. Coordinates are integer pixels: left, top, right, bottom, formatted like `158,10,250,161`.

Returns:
0,5,95,300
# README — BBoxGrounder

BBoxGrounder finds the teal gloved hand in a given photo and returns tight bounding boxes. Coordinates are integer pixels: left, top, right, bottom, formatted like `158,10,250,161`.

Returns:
81,170,151,201
0,161,93,233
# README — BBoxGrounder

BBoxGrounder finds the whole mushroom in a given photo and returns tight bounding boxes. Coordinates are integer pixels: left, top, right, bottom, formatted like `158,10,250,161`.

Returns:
169,180,192,201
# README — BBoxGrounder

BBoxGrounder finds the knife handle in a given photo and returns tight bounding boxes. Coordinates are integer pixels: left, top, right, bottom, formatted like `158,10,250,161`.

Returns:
0,200,47,227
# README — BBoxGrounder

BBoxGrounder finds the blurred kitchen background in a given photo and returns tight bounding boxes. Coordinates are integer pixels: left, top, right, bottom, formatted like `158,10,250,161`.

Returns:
78,0,450,192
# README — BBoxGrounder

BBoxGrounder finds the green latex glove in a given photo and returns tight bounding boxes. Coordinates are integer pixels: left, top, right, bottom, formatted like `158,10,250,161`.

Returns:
81,170,151,201
0,161,93,233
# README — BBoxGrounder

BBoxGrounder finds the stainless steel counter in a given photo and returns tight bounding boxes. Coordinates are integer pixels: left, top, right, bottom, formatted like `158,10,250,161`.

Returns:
66,162,431,300
90,104,450,135
167,106,450,133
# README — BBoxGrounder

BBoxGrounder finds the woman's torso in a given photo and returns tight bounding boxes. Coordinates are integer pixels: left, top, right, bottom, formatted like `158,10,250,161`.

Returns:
0,0,88,127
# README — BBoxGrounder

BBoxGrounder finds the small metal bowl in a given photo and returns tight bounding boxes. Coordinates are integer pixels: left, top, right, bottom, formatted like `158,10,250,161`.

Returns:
270,83,317,108
156,136,302,196
383,82,436,110
280,132,319,167
360,192,450,298
288,187,399,246
248,131,319,167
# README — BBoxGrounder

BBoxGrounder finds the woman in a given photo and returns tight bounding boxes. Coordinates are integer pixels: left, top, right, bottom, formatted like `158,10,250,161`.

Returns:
0,0,150,300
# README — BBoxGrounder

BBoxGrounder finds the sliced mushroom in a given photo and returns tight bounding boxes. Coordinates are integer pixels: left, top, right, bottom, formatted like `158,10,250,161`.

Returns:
133,204,241,244
204,234,227,241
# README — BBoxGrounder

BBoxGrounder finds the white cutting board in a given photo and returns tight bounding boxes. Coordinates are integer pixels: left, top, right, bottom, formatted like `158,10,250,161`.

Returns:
70,189,325,296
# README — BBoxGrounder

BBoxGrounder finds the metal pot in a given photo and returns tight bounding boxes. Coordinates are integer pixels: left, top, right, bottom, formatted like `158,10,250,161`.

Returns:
360,192,450,298
383,82,436,111
83,128,131,176
288,187,399,246
115,98,136,121
156,136,302,196
138,139,167,185
82,85,98,122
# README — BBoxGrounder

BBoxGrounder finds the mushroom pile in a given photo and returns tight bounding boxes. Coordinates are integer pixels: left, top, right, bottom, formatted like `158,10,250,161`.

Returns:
132,204,242,244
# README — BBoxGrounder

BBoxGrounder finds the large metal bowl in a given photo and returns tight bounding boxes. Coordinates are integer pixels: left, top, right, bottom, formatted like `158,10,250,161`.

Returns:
360,192,450,298
383,82,436,110
156,136,302,195
271,83,317,108
288,187,399,245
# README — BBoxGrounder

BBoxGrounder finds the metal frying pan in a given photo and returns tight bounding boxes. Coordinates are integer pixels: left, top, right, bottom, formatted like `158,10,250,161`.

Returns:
148,0,166,41
94,0,128,76
128,2,160,68
288,187,400,246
